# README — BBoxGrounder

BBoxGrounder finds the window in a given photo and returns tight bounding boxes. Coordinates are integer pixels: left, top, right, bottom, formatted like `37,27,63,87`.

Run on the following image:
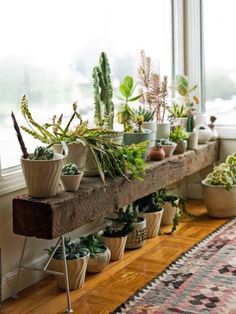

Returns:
203,0,236,125
0,0,172,172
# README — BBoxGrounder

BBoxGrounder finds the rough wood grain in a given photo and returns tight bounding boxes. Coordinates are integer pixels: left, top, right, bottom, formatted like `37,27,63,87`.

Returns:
13,142,219,239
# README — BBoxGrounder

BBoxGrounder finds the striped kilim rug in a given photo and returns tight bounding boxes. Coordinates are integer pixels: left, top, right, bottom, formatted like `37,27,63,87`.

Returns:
113,218,236,314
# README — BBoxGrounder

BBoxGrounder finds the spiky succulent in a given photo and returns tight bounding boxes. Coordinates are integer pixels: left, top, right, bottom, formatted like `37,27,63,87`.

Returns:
28,146,54,160
62,163,80,175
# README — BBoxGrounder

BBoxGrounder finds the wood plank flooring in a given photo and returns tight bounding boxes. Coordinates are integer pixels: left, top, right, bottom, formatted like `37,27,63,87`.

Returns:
1,200,228,314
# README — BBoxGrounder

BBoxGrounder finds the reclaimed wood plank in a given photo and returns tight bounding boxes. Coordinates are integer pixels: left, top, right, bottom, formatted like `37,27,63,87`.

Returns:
13,142,219,239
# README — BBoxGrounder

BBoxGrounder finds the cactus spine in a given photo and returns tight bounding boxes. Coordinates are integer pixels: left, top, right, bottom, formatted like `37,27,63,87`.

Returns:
93,52,114,130
186,115,195,132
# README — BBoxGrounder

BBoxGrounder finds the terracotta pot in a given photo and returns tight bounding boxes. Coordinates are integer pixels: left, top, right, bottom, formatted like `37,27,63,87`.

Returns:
174,140,187,154
202,180,236,218
86,247,111,273
60,172,83,192
101,236,127,261
143,208,164,238
148,146,165,161
162,143,177,157
156,123,171,139
21,153,64,198
125,219,147,249
198,127,212,144
187,132,198,150
50,253,89,290
161,202,178,225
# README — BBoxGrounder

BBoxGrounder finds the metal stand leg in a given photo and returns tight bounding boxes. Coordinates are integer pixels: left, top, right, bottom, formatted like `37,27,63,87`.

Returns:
12,237,28,299
61,235,73,313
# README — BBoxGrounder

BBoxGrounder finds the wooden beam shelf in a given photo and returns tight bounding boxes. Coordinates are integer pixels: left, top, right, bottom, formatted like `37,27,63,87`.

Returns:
13,141,219,239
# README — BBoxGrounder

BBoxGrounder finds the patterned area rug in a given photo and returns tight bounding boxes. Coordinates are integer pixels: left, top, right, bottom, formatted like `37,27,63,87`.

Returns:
113,218,236,314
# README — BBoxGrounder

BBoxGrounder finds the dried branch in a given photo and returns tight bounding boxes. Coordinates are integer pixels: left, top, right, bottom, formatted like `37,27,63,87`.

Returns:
11,112,29,159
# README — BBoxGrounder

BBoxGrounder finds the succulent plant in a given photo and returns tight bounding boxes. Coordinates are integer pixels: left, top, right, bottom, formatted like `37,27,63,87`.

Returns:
170,126,189,143
133,192,162,213
133,105,155,122
186,114,195,133
80,234,106,258
157,138,175,146
102,224,133,238
62,163,80,175
28,146,54,160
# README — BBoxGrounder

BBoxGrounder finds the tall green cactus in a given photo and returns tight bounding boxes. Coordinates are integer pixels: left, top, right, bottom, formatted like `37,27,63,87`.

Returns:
186,115,195,132
93,52,114,129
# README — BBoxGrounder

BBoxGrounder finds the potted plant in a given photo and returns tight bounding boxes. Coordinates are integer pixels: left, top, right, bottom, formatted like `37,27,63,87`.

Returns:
47,238,90,290
107,205,147,249
170,126,189,154
147,141,165,161
80,234,111,273
134,193,164,238
156,189,180,226
186,114,198,150
157,139,177,157
100,224,133,261
197,126,212,144
137,50,170,139
116,75,152,150
61,163,83,192
202,153,236,218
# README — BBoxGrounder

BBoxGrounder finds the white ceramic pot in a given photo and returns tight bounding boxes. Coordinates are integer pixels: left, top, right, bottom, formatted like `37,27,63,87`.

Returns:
198,127,212,144
125,219,147,249
161,202,178,225
174,140,187,154
60,172,83,192
143,208,164,238
202,180,236,218
156,123,171,139
50,253,89,290
162,143,177,157
101,236,127,261
143,121,156,146
86,247,111,273
187,131,198,150
21,153,64,198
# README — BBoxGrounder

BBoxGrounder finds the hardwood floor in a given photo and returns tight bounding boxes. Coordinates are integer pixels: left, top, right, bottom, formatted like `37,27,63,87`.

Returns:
1,200,228,314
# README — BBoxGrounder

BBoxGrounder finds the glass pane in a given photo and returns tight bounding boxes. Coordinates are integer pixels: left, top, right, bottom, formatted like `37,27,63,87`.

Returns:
0,0,171,169
203,0,236,125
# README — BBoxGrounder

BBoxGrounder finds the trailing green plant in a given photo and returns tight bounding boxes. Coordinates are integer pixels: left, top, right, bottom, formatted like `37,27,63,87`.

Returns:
170,126,189,143
133,192,163,213
102,224,133,238
133,105,155,122
80,234,106,258
156,188,179,207
186,114,195,133
93,52,114,129
62,163,80,175
45,238,89,260
116,76,142,132
28,146,54,160
205,153,236,191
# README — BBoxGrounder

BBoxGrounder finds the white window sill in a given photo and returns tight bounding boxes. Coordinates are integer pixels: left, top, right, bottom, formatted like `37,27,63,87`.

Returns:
0,170,26,196
216,126,236,139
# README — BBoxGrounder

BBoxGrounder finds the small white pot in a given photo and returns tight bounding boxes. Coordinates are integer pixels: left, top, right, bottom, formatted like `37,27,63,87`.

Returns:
161,202,178,225
60,172,83,192
187,131,198,150
21,153,64,198
156,123,171,139
101,236,127,261
125,219,147,249
87,247,111,273
198,127,212,144
143,208,164,238
202,180,236,218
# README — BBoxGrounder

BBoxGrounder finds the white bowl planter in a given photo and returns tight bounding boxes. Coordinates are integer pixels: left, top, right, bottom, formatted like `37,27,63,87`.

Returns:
143,208,164,238
125,218,147,249
101,236,127,261
21,153,64,198
61,172,83,192
162,143,177,157
50,253,89,290
198,127,212,144
161,202,178,225
202,180,236,218
86,247,111,273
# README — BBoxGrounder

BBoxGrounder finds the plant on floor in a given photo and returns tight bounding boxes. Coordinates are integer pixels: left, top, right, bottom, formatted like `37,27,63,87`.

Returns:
46,238,89,260
80,234,106,258
134,192,163,213
204,153,236,191
107,205,142,225
170,126,189,143
116,76,142,132
102,224,133,238
28,146,54,160
62,163,80,175
93,52,114,129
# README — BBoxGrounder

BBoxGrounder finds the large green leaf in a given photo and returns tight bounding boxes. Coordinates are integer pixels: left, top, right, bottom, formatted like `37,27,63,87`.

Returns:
123,76,134,91
119,83,131,98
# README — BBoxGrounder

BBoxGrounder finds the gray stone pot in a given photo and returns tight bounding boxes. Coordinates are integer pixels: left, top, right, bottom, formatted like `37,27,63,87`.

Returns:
202,180,236,218
174,140,187,154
